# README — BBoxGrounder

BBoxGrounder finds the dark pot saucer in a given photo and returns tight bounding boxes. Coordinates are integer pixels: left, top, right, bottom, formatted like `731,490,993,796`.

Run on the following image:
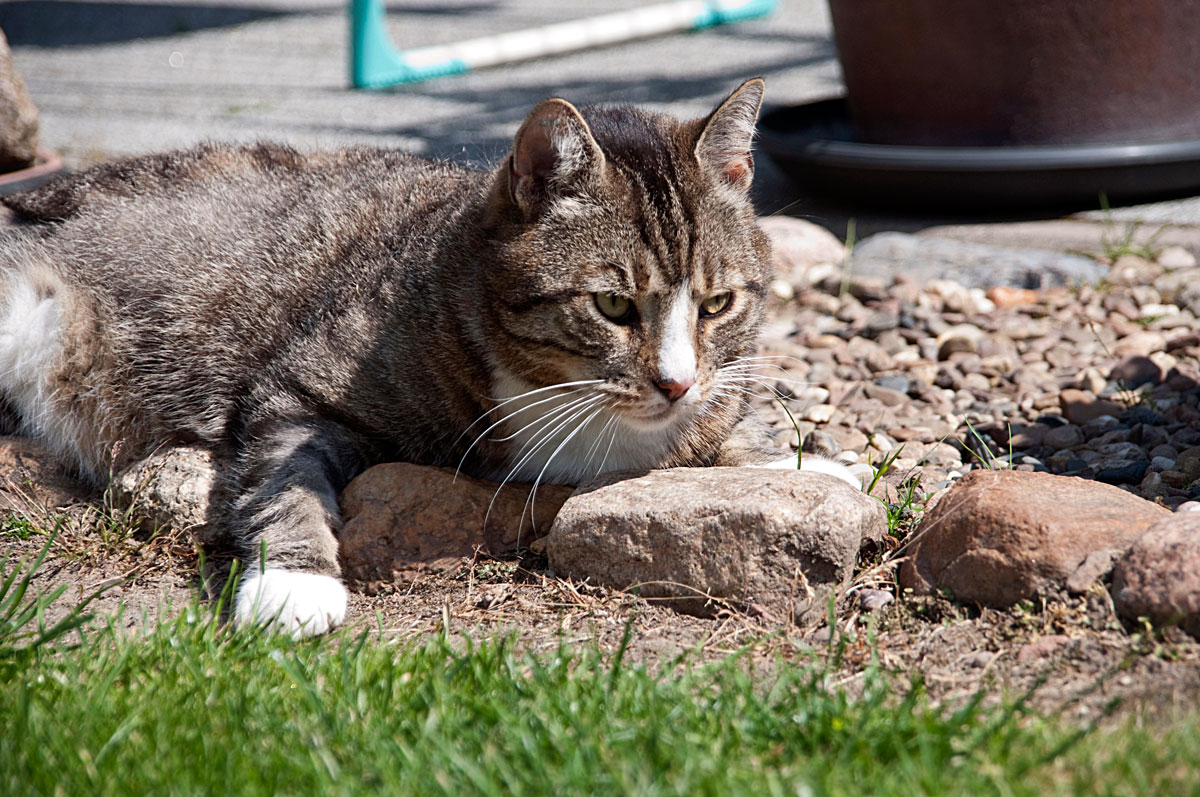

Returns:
0,149,67,197
758,98,1200,211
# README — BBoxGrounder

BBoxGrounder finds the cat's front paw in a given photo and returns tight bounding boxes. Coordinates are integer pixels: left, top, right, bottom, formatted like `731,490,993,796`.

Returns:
760,454,867,490
235,569,348,638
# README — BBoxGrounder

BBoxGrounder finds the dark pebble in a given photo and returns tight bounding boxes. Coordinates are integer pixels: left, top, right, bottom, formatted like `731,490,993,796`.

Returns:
1095,460,1151,484
873,375,911,395
1121,406,1166,426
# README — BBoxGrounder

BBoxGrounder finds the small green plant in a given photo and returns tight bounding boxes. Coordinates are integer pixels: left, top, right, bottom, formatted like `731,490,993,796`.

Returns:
0,531,107,670
864,442,905,496
1097,192,1166,262
838,217,858,297
772,391,804,468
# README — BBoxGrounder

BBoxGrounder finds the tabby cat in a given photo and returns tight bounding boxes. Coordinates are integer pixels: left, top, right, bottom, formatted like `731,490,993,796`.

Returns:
0,78,856,637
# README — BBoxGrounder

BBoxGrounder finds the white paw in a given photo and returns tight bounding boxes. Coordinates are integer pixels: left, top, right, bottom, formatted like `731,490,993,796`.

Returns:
761,454,864,490
235,569,348,639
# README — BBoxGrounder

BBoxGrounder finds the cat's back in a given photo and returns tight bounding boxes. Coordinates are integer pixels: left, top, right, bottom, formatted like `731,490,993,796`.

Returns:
3,142,481,298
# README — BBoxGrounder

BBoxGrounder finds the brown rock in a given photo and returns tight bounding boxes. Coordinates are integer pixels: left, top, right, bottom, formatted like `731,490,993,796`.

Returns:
1112,512,1200,639
986,285,1039,309
114,446,221,542
1059,388,1123,425
545,468,886,624
1066,548,1121,593
0,435,91,514
898,470,1169,607
338,463,573,583
0,30,38,171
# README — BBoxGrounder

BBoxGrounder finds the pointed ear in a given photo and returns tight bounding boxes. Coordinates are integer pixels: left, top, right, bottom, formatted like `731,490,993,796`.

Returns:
694,78,765,193
508,98,604,219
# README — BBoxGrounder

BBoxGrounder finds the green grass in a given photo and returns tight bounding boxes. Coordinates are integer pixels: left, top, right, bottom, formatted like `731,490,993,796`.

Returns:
3,547,1200,795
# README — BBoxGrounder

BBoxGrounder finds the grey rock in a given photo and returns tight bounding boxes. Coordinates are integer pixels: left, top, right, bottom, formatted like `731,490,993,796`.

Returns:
873,375,911,395
545,468,886,624
114,446,220,542
857,588,894,612
1095,460,1150,484
848,233,1106,291
801,430,841,458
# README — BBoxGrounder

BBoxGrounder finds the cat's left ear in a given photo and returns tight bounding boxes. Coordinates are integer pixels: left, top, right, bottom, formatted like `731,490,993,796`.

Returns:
694,78,765,193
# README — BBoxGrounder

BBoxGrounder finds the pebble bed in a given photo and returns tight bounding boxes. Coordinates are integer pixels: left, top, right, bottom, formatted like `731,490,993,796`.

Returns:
753,243,1200,512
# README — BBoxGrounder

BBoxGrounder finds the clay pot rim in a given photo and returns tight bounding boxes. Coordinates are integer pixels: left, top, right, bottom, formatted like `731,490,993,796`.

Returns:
0,148,66,195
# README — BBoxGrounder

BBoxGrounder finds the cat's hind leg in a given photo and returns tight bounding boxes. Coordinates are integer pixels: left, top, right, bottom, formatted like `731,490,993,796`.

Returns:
231,417,363,638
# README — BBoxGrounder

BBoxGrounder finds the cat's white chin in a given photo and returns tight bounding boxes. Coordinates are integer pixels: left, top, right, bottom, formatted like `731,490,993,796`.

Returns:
235,569,348,638
759,454,866,490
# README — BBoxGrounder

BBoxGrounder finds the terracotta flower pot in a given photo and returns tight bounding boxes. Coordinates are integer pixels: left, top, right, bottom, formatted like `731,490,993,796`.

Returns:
827,0,1200,147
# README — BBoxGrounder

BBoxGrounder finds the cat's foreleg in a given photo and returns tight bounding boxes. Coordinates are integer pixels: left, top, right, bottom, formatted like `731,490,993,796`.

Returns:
231,419,363,638
713,416,864,489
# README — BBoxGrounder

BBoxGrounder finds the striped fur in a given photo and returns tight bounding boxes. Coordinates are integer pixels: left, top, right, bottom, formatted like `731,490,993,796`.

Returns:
0,79,846,636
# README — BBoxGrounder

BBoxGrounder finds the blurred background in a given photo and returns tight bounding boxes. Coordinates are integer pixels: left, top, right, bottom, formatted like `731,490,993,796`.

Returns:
3,0,1200,236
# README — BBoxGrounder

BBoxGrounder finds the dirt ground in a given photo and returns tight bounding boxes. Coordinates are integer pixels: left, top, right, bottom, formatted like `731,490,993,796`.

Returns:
6,470,1199,726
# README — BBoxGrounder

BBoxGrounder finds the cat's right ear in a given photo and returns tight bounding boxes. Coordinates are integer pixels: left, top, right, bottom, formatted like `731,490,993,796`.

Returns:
505,98,605,220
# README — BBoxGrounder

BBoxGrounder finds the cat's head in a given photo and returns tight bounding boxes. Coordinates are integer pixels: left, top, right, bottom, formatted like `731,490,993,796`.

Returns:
477,79,772,480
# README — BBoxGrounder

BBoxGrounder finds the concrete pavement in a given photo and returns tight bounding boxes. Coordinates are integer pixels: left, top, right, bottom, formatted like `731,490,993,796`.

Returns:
5,0,1200,249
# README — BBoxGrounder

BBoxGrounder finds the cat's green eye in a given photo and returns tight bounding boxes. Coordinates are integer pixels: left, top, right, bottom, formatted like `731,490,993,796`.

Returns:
700,292,732,317
595,292,635,323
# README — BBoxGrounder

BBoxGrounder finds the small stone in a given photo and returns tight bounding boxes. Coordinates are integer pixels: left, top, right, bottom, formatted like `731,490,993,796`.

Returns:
1112,512,1200,639
1008,423,1049,449
1177,501,1200,512
867,433,894,452
1059,388,1124,425
857,588,894,612
1139,303,1181,321
1067,549,1121,593
986,285,1039,309
1156,245,1197,269
801,404,837,424
1113,330,1166,359
114,446,220,542
862,382,908,407
801,430,841,458
873,375,911,394
1107,254,1163,287
1109,356,1163,388
1095,460,1150,484
936,324,984,360
1150,456,1177,472
769,279,795,301
965,650,996,668
1043,424,1085,449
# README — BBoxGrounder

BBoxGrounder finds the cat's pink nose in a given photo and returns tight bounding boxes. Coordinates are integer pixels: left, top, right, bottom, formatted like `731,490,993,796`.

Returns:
655,377,696,402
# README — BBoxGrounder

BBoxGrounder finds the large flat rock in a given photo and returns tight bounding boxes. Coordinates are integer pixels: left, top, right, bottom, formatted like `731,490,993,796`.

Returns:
544,468,886,624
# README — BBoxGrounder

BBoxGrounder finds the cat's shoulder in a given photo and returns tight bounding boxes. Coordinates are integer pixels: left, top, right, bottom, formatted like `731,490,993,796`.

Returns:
1,142,437,223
